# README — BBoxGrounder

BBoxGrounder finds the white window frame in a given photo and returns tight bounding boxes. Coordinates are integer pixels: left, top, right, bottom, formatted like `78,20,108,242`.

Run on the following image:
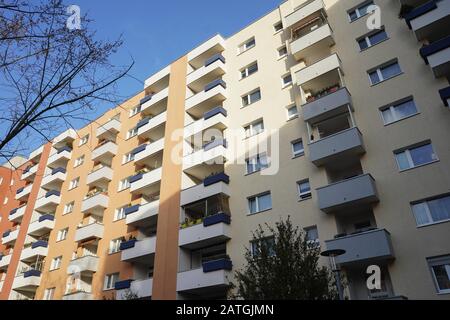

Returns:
380,98,418,125
129,105,141,117
114,206,127,221
44,287,55,300
395,142,438,171
248,192,272,215
297,179,312,200
286,105,298,120
274,21,283,33
118,177,131,191
126,127,138,139
0,176,3,185
104,273,119,290
79,134,89,146
10,179,14,186
304,226,320,248
57,228,68,242
3,197,8,205
50,256,62,271
348,1,374,22
241,88,261,107
278,45,288,59
244,119,264,138
281,73,293,88
358,28,388,51
411,195,450,227
246,153,269,174
122,152,134,164
69,177,80,190
63,201,74,215
368,60,402,85
291,139,305,157
74,155,85,168
238,37,256,54
240,61,258,79
109,238,122,254
428,256,450,294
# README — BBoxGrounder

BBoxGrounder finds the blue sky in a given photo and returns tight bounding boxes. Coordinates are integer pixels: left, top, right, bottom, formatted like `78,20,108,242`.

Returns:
79,0,280,113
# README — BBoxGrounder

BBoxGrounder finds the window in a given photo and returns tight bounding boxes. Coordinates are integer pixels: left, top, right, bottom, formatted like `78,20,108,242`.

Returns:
242,88,261,107
348,1,374,22
251,236,275,257
3,197,8,205
104,273,119,290
358,28,388,51
282,73,293,87
129,105,141,117
380,98,418,125
69,177,80,190
287,105,298,120
126,127,138,139
278,45,288,58
427,255,450,294
244,119,264,138
122,152,135,164
57,228,68,242
297,179,312,200
368,60,402,85
411,194,450,227
114,206,127,221
79,134,89,146
304,226,320,247
0,176,3,185
74,155,85,167
50,256,62,271
43,287,55,300
238,37,256,54
248,192,272,214
291,139,304,157
109,238,122,254
394,142,438,171
246,154,269,174
63,201,74,215
240,62,258,79
10,179,14,186
274,21,283,33
118,177,131,191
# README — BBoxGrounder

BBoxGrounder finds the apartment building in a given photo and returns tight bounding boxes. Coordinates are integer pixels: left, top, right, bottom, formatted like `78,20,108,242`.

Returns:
0,0,449,300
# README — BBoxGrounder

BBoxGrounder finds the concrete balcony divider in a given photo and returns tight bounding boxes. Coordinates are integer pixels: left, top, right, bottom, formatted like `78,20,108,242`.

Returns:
290,23,334,61
325,229,395,265
309,127,365,166
317,174,379,213
75,222,104,242
302,87,352,124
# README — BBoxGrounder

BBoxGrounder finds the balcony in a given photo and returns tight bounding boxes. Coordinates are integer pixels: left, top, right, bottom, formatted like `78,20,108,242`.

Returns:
96,118,121,139
2,228,20,245
284,0,326,29
41,167,66,190
120,236,156,263
15,184,32,201
125,200,159,228
187,34,226,69
180,173,230,207
0,254,12,269
290,23,334,61
184,107,228,139
325,229,395,266
140,87,169,114
309,127,365,166
419,35,450,78
28,145,44,162
187,55,226,92
47,146,72,169
62,291,93,300
183,139,228,174
34,190,60,212
137,112,167,139
27,214,55,236
52,129,76,147
185,80,227,118
295,53,341,87
439,86,450,106
12,270,41,291
68,255,99,274
75,222,104,242
177,259,232,294
9,205,27,222
81,192,109,214
86,166,113,186
129,168,162,195
179,213,231,250
91,141,118,162
20,241,48,262
116,278,153,300
21,163,38,181
317,174,379,213
405,0,450,41
133,138,165,165
302,87,352,125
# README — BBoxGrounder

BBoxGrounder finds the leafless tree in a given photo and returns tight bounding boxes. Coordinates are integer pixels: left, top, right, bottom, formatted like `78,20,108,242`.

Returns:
0,0,133,166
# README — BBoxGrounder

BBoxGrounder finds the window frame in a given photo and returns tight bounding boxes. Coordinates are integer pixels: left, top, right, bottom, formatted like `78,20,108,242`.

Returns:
278,45,288,59
74,155,85,168
50,256,62,271
244,119,264,138
411,194,450,227
241,88,261,107
104,273,119,290
368,59,402,85
238,37,256,54
57,228,69,242
286,105,298,120
126,127,138,139
379,97,419,125
427,255,450,294
122,152,135,165
357,27,388,51
394,141,438,172
79,134,89,146
114,206,127,221
291,139,305,158
245,153,269,175
274,21,283,33
109,238,122,254
281,73,293,88
297,179,312,200
240,61,258,80
63,201,74,215
118,177,131,191
348,0,374,22
129,105,141,117
248,192,272,215
44,287,56,300
69,177,80,190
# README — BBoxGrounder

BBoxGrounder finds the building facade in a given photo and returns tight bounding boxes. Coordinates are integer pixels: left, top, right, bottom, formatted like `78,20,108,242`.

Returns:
0,0,449,300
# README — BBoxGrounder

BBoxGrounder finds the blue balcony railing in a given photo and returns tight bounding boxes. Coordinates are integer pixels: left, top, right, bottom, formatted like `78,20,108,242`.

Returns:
57,146,72,154
204,79,226,93
119,239,137,251
16,187,25,194
51,167,66,175
38,214,55,223
31,240,48,249
131,144,147,156
124,204,140,216
140,94,153,105
203,106,227,120
420,35,450,64
203,172,229,187
2,230,11,238
202,258,232,273
404,0,439,28
204,53,225,68
23,269,41,278
203,213,231,227
129,172,144,184
45,190,60,198
114,279,134,290
136,117,151,129
203,139,227,152
9,208,18,216
439,86,450,106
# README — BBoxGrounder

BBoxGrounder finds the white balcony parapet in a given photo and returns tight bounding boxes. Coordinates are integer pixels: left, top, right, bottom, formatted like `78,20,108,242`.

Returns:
183,142,227,171
41,169,67,189
180,181,230,207
47,147,72,168
8,205,27,222
290,23,334,61
81,192,109,213
53,128,77,146
137,112,167,137
2,228,20,245
62,291,93,300
141,87,169,114
15,184,32,201
144,65,170,90
28,145,44,161
91,141,118,161
125,200,159,227
67,255,99,274
184,109,227,139
21,163,38,181
134,139,165,164
0,254,12,269
177,268,230,292
86,166,113,186
120,236,156,262
34,191,60,212
294,53,341,86
116,278,153,300
129,167,162,194
187,59,226,87
284,0,326,29
20,244,48,262
96,118,121,138
12,272,41,291
185,85,227,111
179,219,231,249
74,222,104,242
406,0,450,41
187,34,226,62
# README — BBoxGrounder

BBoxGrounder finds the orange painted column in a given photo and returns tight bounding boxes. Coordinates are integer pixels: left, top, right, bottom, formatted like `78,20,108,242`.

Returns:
0,143,52,299
152,56,187,299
